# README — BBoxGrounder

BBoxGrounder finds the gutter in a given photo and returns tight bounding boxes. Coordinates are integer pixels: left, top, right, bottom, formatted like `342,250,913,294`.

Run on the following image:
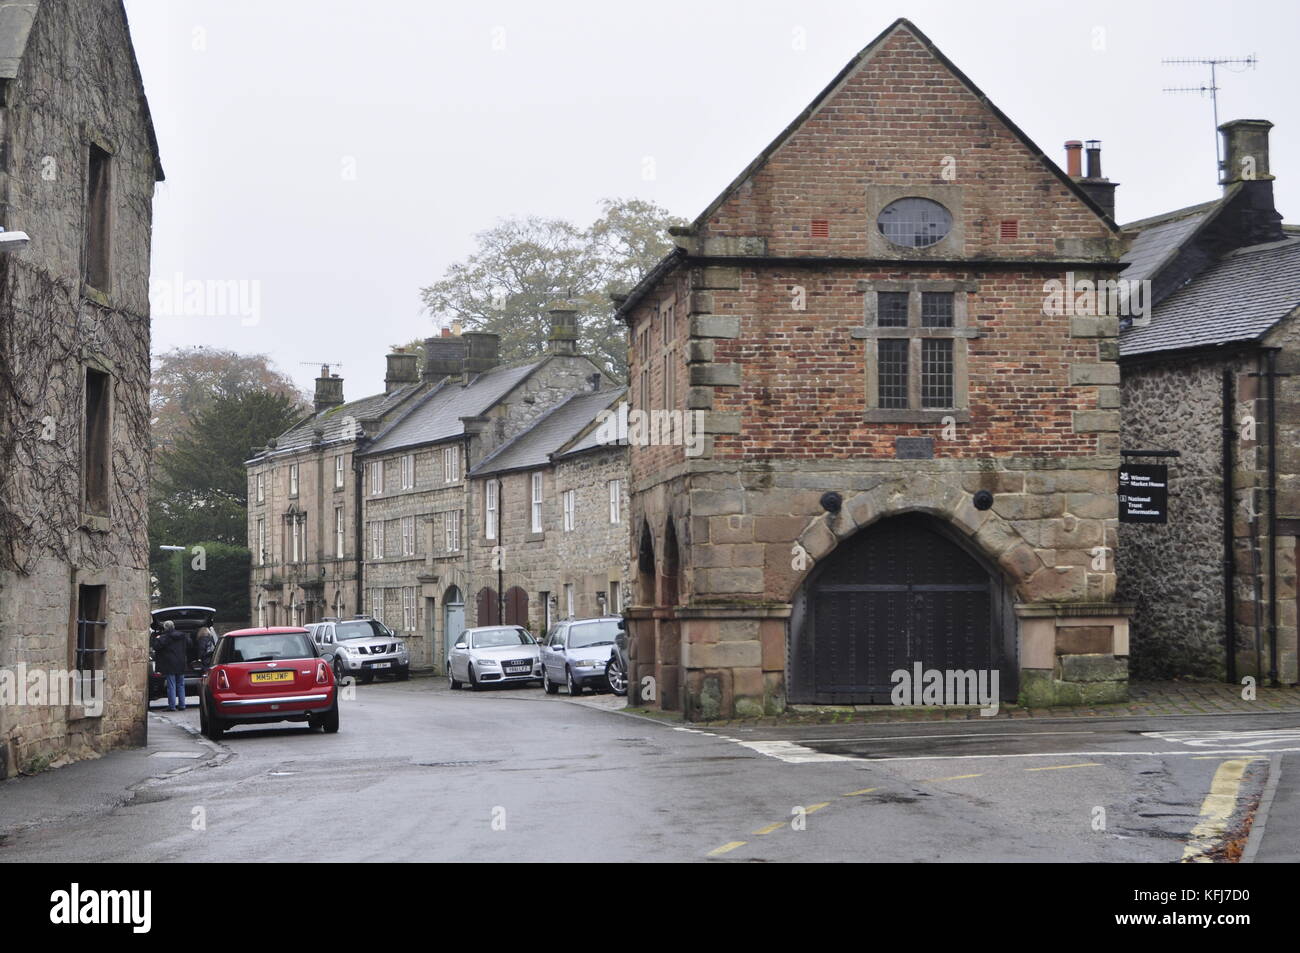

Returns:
1222,368,1237,683
353,440,366,616
1267,348,1280,685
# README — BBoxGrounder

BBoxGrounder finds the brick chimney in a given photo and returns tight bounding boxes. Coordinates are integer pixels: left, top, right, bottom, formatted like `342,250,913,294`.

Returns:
314,364,344,412
461,332,500,377
1065,139,1118,221
1064,140,1083,178
423,330,468,384
547,300,579,356
1219,119,1284,244
384,350,419,394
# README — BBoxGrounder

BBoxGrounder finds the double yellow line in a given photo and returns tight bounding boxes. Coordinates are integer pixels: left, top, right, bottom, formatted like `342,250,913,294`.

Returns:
1182,758,1265,863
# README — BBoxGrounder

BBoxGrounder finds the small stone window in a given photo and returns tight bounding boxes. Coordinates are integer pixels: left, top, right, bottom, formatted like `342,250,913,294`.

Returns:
83,366,111,517
84,143,112,293
877,292,909,327
74,584,107,677
855,280,977,423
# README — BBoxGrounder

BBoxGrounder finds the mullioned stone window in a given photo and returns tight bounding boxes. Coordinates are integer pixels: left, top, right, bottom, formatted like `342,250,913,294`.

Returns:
854,279,977,423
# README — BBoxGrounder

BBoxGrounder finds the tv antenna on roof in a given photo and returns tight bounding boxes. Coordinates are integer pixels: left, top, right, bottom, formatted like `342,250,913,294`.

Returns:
299,361,344,374
1162,55,1258,177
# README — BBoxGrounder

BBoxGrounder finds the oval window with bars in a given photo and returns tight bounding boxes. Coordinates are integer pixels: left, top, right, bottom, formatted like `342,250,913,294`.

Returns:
877,198,953,248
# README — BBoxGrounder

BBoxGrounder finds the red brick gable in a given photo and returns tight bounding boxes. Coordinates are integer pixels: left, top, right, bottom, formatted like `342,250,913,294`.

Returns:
694,18,1115,258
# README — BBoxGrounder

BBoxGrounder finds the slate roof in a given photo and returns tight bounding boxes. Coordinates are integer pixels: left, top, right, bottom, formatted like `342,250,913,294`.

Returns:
557,397,629,458
1118,200,1218,285
469,388,626,477
1120,237,1300,358
361,360,544,456
248,382,424,463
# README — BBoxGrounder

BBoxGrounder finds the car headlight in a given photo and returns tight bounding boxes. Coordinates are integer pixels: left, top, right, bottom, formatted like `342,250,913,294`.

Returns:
579,657,604,667
476,657,500,667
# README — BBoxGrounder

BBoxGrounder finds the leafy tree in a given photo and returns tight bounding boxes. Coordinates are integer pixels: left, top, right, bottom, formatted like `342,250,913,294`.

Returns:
151,346,307,455
150,388,303,604
157,388,302,509
418,197,687,380
154,541,251,624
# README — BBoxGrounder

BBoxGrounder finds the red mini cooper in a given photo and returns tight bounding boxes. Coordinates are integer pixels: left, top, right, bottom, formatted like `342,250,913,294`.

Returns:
199,627,339,740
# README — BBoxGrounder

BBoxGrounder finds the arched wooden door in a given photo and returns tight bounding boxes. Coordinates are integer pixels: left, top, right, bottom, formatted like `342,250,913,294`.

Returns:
476,587,500,626
791,513,1012,704
504,586,528,628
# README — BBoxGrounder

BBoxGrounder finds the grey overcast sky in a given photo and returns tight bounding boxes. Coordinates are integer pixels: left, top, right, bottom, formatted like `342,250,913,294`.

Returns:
124,0,1300,398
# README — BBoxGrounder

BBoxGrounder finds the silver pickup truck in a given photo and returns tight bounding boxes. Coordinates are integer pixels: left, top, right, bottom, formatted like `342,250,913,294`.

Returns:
308,616,410,684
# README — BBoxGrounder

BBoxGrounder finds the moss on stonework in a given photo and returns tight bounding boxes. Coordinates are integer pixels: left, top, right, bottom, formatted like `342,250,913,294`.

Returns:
1019,670,1055,708
1020,669,1127,707
697,677,722,721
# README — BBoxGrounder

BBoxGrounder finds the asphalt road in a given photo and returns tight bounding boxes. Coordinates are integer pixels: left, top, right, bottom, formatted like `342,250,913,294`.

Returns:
0,677,1287,862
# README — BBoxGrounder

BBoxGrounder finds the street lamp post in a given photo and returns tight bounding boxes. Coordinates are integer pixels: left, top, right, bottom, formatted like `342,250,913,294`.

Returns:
159,545,185,604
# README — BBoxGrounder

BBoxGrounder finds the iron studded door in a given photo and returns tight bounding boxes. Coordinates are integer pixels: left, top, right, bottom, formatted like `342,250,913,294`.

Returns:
811,515,993,703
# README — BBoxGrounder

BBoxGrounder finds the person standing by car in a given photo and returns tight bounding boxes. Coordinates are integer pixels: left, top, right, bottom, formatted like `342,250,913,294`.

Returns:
195,624,218,674
153,619,190,711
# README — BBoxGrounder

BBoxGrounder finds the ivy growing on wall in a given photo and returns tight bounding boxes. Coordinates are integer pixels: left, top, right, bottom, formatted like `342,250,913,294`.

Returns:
0,255,150,575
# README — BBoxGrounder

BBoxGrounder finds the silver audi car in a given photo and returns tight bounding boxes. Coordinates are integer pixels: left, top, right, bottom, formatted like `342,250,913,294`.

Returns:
447,625,541,690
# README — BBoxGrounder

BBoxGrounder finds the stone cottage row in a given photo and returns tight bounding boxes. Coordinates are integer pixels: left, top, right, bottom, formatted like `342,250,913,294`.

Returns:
244,305,631,672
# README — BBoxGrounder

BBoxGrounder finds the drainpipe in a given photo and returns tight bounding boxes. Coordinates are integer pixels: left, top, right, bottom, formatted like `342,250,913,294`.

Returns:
497,476,504,625
1222,369,1237,684
1267,349,1280,685
1249,353,1265,682
354,450,365,616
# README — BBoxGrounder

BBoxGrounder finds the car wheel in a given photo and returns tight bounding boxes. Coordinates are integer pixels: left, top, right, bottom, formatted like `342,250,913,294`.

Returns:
448,662,462,690
606,658,628,697
202,700,224,741
396,667,410,681
333,657,345,684
320,701,340,734
543,669,559,695
567,668,582,696
468,664,481,691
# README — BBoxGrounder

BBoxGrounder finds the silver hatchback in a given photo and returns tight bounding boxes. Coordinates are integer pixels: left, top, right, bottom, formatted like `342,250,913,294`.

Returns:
540,617,620,696
447,625,542,690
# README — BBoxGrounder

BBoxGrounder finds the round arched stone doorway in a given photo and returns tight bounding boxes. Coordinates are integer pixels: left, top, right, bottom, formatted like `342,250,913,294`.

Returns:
789,512,1016,704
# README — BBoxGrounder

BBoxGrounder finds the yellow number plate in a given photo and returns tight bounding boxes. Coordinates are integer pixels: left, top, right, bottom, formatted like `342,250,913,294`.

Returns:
251,671,293,683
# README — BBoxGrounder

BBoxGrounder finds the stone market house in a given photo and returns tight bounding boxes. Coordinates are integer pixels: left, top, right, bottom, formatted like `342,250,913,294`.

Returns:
245,355,428,629
1119,119,1300,686
467,387,630,643
0,0,163,777
357,306,617,671
618,18,1134,720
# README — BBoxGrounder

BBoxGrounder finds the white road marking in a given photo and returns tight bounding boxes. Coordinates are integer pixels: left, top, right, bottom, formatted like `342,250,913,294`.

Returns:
830,747,1300,763
676,723,1300,765
734,740,855,763
794,729,1097,744
1143,728,1300,749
